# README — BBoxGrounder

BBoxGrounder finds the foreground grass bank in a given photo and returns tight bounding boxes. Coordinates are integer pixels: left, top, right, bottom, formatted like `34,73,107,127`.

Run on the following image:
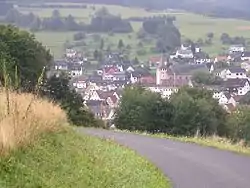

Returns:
116,130,250,156
0,90,170,188
0,130,170,188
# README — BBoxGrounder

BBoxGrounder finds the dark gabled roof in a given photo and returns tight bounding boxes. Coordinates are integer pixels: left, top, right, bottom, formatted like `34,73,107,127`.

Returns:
171,64,209,75
96,91,115,100
224,92,231,99
206,62,213,70
223,78,249,88
86,100,108,106
194,51,209,59
133,67,151,77
242,51,250,57
113,80,130,86
54,60,68,66
123,64,134,71
228,67,246,73
87,75,102,82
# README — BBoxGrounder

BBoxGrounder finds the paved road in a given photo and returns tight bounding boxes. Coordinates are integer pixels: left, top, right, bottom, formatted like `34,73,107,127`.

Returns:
80,128,250,188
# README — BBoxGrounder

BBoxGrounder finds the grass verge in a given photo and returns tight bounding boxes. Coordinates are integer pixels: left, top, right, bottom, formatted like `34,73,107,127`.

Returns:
115,130,250,156
0,129,171,188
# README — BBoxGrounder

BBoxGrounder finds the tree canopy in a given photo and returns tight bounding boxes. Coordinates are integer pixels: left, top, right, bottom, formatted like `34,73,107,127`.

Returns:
114,86,228,137
0,25,52,91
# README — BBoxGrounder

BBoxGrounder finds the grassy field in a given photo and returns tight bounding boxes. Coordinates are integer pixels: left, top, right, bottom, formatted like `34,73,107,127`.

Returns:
0,90,170,187
0,130,171,188
18,3,250,59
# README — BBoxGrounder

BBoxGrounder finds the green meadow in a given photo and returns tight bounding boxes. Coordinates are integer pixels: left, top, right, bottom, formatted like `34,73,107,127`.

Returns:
18,3,250,59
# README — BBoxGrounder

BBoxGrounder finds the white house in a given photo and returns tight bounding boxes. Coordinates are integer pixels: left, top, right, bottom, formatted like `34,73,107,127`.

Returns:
213,91,231,105
223,78,250,96
175,49,194,59
70,67,83,77
241,52,250,61
54,61,68,70
66,49,77,58
218,67,247,80
229,45,245,54
145,85,178,99
241,61,250,72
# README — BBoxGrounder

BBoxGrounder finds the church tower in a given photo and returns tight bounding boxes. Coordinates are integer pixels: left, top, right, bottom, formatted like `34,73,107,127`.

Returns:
156,55,169,85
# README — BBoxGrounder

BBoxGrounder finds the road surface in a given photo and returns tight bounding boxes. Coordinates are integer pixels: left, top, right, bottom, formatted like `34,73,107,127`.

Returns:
80,128,250,188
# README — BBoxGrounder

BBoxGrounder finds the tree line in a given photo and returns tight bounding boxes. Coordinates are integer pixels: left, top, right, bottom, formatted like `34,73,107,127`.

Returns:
135,15,181,53
79,0,250,20
114,86,250,145
4,7,133,33
0,24,101,127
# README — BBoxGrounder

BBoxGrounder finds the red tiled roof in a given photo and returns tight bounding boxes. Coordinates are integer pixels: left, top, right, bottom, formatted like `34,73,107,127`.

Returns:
215,56,228,61
149,56,167,64
140,75,156,84
104,66,119,74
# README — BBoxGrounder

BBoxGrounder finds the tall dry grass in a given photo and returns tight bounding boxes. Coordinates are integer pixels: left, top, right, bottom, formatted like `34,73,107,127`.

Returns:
0,89,68,154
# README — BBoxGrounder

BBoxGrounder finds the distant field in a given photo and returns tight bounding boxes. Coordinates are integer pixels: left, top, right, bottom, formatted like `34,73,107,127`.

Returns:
18,3,250,59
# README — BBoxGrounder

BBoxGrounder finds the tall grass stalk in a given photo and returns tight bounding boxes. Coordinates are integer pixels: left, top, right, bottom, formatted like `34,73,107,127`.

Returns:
23,67,46,119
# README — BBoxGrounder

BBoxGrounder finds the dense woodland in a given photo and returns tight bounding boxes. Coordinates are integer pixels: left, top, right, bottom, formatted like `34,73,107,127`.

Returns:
115,86,250,145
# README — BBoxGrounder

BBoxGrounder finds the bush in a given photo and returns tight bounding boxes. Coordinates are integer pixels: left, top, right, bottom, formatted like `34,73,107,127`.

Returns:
73,32,86,41
41,74,100,127
114,86,228,137
136,49,147,56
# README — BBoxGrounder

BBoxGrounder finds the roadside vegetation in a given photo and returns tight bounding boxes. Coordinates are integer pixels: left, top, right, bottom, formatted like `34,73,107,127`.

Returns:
114,86,250,155
0,90,170,188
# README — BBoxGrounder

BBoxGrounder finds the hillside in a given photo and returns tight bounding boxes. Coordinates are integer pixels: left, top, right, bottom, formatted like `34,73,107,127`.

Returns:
0,91,170,188
18,0,250,20
0,130,170,188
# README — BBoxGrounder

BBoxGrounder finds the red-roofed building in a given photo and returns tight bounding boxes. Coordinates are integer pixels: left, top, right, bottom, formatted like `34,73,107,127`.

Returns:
149,56,167,68
139,75,156,84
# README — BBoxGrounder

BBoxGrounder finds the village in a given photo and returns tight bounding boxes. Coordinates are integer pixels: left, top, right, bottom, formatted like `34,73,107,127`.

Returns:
50,44,250,122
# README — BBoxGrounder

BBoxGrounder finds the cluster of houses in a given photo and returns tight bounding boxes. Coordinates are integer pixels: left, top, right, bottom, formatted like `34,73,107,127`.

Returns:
51,44,250,120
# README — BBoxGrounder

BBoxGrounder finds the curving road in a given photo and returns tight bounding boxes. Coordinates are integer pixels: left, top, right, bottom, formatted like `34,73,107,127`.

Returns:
80,128,250,188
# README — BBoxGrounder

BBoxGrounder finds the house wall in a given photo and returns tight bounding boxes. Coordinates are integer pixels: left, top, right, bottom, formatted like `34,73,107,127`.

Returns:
89,91,101,100
213,92,228,105
146,86,178,99
241,57,250,61
225,70,247,79
70,69,83,77
73,82,86,89
176,51,194,59
237,82,250,95
241,62,250,72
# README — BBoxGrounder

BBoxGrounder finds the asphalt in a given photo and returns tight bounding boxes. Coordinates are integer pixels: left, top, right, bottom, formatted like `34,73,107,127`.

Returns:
79,128,250,188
